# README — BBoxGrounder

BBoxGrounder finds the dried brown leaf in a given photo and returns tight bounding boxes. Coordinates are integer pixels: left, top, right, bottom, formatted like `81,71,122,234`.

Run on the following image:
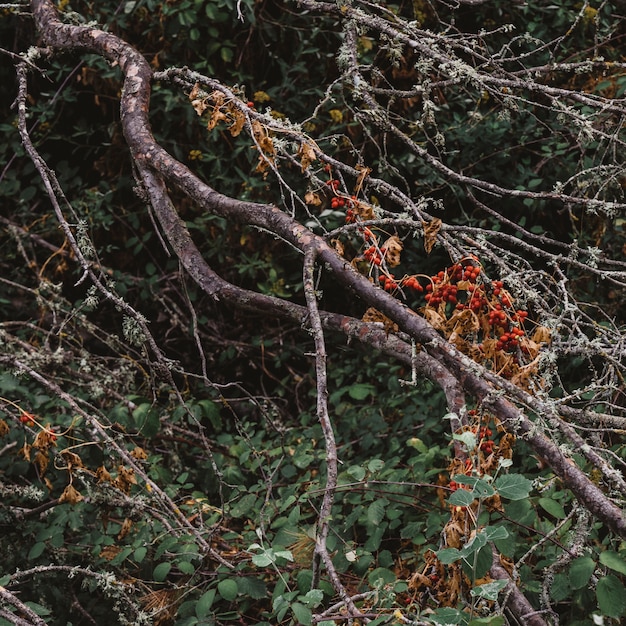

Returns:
362,307,399,335
382,235,403,267
304,191,322,206
423,218,442,254
298,142,317,171
59,483,83,504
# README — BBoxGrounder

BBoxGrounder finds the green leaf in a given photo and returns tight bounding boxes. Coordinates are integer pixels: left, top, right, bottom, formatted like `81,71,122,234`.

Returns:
348,383,376,400
217,578,238,601
300,589,324,608
494,474,532,500
177,560,196,575
367,458,385,473
469,617,505,626
346,465,366,481
28,542,46,560
291,601,312,626
230,493,257,518
470,579,508,601
195,589,216,618
453,430,477,451
483,525,509,542
153,562,172,582
132,402,160,438
596,575,626,617
367,499,388,526
431,606,466,624
134,546,147,563
448,489,475,507
236,576,267,600
599,551,626,576
0,575,10,586
569,556,596,589
252,552,273,567
537,497,566,519
436,547,462,564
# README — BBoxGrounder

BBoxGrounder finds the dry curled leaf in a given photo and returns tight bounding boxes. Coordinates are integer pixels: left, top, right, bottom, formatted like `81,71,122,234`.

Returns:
423,218,442,254
298,142,317,171
59,483,84,504
304,191,322,206
382,235,403,267
61,450,84,470
130,446,148,460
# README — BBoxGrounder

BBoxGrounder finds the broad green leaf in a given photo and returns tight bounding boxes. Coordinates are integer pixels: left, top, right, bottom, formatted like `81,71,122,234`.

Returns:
252,552,273,567
236,576,267,599
367,499,388,526
448,489,475,507
483,525,509,541
291,601,312,626
569,556,596,589
195,589,216,618
273,550,294,562
537,497,566,519
494,474,532,500
133,546,147,563
470,579,508,601
28,542,46,560
300,589,324,608
436,547,462,564
469,617,505,626
599,550,626,576
346,465,366,481
549,573,570,602
453,430,477,451
348,383,376,400
230,493,257,518
368,567,396,587
153,562,171,582
430,606,466,624
132,402,160,438
367,458,385,472
596,575,626,617
177,560,196,575
217,578,238,601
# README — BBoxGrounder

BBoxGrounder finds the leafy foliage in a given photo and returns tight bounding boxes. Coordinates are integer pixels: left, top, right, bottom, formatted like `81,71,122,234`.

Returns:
1,1,626,626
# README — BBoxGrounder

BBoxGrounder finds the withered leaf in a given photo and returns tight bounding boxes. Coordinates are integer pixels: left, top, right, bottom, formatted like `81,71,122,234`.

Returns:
304,191,322,206
117,517,133,540
59,483,83,505
61,450,84,470
382,235,403,267
298,142,317,171
423,218,442,254
362,307,399,335
130,446,148,460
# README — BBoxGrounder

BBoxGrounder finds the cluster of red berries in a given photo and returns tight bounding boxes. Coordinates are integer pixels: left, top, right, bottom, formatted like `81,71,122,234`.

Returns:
20,412,35,427
425,275,458,305
331,195,356,210
495,327,525,352
378,274,423,293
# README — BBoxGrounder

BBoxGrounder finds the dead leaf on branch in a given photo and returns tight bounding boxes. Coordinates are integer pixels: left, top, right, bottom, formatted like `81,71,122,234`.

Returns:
382,235,403,267
423,218,442,254
59,483,83,504
362,307,399,335
298,141,317,171
304,191,322,206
